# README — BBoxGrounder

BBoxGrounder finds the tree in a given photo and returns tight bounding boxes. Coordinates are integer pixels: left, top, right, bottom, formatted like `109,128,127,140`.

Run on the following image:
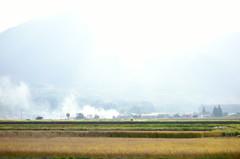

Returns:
218,105,223,117
36,116,43,120
66,113,70,119
212,105,223,117
94,114,100,119
212,106,218,117
76,113,85,119
193,114,198,118
202,106,206,115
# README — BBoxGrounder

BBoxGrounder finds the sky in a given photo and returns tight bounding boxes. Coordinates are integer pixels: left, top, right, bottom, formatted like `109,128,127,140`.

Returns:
1,0,240,69
0,0,240,118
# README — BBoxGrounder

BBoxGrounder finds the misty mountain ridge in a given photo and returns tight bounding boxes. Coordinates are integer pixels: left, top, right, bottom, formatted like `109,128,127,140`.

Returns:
0,14,240,119
0,13,96,87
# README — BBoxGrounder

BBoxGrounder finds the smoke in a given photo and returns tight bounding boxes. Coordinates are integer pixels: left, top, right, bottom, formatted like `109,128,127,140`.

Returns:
0,76,119,119
78,105,119,119
60,93,119,119
60,93,79,117
0,76,32,118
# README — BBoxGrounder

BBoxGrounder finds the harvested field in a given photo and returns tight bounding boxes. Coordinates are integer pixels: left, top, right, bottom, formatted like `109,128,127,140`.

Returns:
0,137,239,159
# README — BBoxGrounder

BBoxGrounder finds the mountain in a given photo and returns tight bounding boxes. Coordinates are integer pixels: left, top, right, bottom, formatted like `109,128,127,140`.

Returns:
0,13,95,87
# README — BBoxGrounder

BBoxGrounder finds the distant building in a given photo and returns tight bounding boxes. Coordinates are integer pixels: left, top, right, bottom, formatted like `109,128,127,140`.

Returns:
140,113,159,119
157,113,170,118
181,114,192,118
227,112,240,117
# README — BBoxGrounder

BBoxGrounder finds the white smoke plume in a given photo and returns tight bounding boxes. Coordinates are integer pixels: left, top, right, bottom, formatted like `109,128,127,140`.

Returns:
80,105,119,119
60,93,119,119
0,76,32,118
0,76,119,119
60,93,79,117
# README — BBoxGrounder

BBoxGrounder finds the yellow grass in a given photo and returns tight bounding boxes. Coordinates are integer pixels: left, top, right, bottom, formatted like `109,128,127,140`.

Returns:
0,137,240,159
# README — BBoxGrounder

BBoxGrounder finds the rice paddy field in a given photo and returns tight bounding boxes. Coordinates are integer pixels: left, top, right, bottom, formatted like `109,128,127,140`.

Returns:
0,119,240,132
1,137,240,159
0,119,240,159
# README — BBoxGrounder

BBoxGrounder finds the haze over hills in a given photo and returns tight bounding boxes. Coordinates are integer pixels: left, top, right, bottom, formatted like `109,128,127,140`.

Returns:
0,13,96,87
0,14,239,119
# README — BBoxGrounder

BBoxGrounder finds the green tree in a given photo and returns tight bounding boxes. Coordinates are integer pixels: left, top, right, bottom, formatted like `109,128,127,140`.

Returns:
66,113,70,119
212,106,218,117
202,106,206,115
94,114,100,119
212,105,223,117
36,116,43,120
76,113,85,119
218,105,223,117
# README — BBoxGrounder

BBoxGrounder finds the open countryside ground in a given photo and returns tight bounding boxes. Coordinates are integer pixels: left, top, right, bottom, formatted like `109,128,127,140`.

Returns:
0,119,240,159
0,137,240,159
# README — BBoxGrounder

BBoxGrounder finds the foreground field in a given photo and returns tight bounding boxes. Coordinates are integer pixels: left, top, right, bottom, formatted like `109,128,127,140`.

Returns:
0,137,239,159
0,119,239,158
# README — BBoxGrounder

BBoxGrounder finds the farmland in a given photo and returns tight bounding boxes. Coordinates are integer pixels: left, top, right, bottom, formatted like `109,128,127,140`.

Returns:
0,119,240,132
0,137,240,159
0,119,240,159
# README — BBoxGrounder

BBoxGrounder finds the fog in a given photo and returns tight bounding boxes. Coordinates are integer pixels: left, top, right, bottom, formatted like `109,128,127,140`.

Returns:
0,1,240,119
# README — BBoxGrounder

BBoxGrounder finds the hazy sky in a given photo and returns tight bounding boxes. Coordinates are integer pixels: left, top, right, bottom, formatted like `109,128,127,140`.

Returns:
1,0,240,86
1,0,240,69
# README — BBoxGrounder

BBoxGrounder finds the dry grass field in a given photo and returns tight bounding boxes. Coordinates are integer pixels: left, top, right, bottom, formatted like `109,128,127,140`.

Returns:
0,137,239,159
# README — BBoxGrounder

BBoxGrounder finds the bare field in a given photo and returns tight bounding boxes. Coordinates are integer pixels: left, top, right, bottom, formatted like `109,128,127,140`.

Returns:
0,137,240,159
